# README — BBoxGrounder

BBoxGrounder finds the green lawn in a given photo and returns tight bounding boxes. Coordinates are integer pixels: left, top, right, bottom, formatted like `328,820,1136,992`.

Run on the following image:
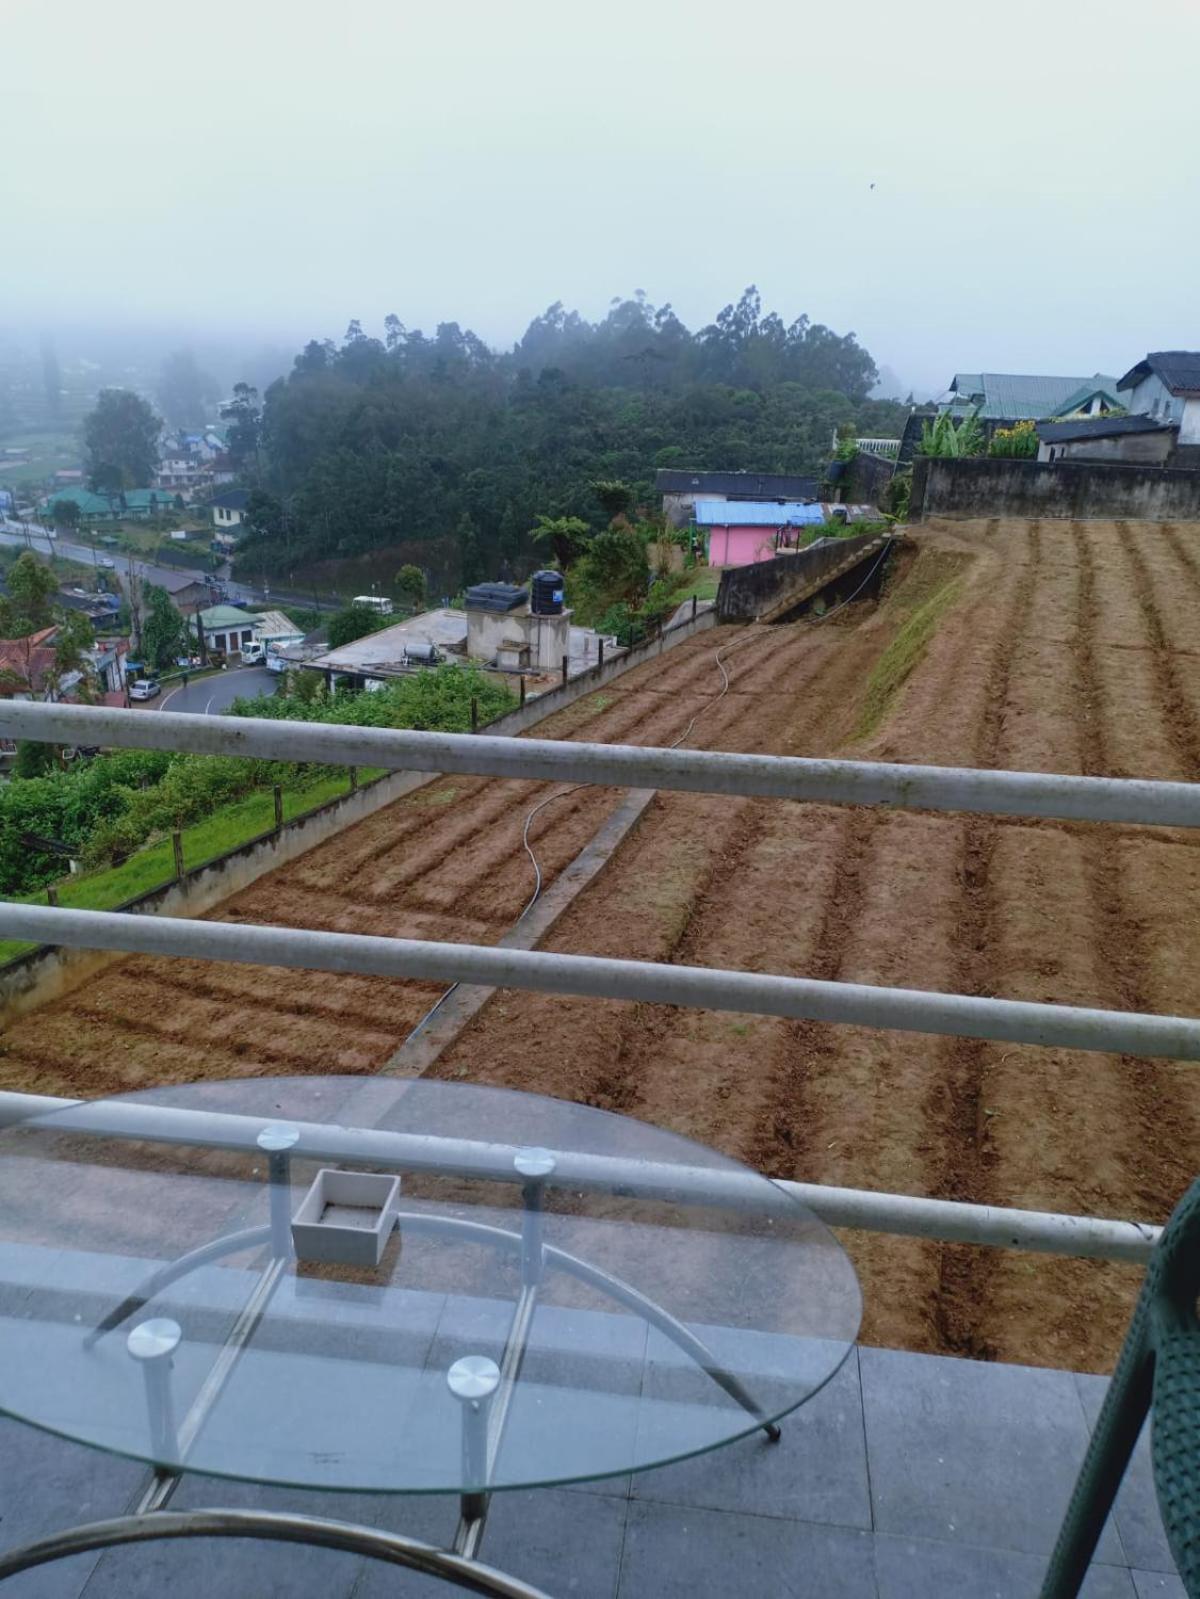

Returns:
0,766,383,964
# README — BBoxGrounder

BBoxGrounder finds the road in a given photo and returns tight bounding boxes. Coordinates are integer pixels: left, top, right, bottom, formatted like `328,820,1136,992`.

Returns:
158,666,276,714
0,518,333,613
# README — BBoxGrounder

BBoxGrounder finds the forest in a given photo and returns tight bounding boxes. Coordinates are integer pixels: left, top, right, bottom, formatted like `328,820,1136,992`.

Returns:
232,288,910,592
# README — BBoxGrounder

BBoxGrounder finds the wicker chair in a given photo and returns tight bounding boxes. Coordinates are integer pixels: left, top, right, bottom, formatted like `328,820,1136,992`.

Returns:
1041,1176,1200,1597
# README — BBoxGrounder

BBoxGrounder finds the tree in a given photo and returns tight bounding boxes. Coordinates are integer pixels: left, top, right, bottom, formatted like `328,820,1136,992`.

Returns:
221,383,262,474
49,498,81,532
157,349,221,428
1,551,56,635
140,583,189,670
395,564,426,610
573,528,650,611
83,389,161,491
327,603,386,649
528,514,592,570
0,552,92,702
591,480,635,522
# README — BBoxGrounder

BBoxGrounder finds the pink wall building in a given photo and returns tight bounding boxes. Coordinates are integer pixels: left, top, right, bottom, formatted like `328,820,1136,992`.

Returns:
706,525,783,566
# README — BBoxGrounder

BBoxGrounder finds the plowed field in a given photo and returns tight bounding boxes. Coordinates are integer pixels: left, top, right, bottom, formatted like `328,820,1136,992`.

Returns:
4,518,1199,1371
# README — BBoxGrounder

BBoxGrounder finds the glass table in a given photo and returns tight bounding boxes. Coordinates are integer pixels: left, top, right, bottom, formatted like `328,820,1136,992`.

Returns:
0,1076,860,1595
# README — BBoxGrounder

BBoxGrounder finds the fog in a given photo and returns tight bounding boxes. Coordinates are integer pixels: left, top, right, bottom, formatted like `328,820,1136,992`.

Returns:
4,0,1196,394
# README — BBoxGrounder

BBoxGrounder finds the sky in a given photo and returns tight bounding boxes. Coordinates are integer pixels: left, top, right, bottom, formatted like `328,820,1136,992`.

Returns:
4,0,1198,396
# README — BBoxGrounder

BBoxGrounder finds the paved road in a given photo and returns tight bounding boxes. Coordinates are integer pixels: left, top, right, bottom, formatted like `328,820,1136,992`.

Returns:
158,666,276,715
0,519,334,613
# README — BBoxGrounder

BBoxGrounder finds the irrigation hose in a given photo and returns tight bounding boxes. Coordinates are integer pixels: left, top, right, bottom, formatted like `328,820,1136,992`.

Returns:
406,539,894,1043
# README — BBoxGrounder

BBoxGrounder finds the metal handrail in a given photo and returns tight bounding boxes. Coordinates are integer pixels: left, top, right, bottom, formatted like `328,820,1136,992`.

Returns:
0,1090,1160,1265
2,701,1199,827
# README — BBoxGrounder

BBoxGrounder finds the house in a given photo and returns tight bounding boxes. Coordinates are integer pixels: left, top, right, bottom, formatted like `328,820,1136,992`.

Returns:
197,604,260,657
210,488,249,530
37,487,116,523
116,488,179,521
52,468,84,486
158,570,217,615
938,372,1122,421
251,610,305,649
657,470,820,529
0,627,62,700
693,499,827,566
1036,414,1177,466
83,638,129,696
1116,352,1200,456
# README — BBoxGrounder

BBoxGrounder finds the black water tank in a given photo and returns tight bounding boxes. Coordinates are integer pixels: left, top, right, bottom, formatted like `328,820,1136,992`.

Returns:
464,582,527,614
530,569,565,615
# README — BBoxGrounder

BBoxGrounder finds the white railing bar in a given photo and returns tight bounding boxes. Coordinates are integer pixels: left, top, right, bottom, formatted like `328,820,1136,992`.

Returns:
0,1090,1159,1264
2,701,1199,828
4,904,1199,1061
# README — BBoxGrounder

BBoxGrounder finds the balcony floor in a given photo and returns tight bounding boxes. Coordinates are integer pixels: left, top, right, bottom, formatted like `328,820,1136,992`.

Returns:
0,1345,1182,1598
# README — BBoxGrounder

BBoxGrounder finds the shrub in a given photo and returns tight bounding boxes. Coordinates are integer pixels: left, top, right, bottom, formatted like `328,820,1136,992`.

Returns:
988,419,1039,458
916,411,984,458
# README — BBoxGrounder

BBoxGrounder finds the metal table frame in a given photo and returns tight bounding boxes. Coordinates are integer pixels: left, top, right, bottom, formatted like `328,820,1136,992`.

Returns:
0,1120,787,1596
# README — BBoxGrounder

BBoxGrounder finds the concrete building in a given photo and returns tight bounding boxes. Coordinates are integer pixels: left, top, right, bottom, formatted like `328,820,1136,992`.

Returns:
1117,351,1200,451
210,488,249,530
656,469,820,529
1036,414,1177,466
464,585,573,674
197,603,259,657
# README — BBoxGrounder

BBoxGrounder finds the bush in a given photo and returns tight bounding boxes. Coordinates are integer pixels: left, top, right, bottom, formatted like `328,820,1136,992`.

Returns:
327,603,391,649
916,412,984,458
988,419,1039,458
233,663,516,736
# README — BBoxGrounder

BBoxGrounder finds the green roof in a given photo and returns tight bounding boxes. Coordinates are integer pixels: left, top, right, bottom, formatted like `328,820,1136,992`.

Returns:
38,488,113,516
199,604,258,629
948,372,1121,420
120,489,176,511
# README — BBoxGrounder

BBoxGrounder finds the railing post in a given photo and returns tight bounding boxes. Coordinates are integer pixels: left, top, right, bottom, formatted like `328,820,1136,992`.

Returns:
470,697,479,733
561,655,569,686
692,594,698,620
597,637,604,670
172,831,184,881
348,766,358,793
273,786,283,832
519,676,526,707
45,883,58,907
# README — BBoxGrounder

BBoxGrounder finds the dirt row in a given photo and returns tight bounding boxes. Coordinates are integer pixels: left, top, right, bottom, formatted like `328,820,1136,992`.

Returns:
3,520,1199,1371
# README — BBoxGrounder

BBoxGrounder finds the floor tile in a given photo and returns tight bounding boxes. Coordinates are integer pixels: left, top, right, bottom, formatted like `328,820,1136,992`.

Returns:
860,1346,1123,1564
874,1534,1135,1598
618,1501,877,1599
631,1350,869,1529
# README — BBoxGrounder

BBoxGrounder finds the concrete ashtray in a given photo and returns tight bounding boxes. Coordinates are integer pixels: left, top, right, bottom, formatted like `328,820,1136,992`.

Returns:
291,1169,401,1267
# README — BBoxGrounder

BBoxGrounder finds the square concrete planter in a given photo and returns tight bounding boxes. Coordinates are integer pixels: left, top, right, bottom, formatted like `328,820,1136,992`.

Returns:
291,1168,401,1267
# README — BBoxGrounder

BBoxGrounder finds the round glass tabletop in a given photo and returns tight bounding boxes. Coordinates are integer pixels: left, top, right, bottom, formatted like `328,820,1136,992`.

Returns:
0,1077,860,1494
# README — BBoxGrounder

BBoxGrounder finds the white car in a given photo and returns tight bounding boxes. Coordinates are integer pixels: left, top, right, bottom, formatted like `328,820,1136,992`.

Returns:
98,557,116,569
128,679,161,701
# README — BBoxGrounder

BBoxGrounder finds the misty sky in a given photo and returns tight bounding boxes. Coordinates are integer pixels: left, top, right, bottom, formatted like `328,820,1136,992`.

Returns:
5,0,1197,394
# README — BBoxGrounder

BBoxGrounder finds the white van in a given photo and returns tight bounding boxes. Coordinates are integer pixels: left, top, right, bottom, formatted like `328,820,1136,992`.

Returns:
240,640,266,665
351,595,394,616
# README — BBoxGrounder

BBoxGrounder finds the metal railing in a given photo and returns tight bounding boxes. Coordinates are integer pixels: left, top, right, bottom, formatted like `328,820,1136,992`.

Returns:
0,700,1191,1263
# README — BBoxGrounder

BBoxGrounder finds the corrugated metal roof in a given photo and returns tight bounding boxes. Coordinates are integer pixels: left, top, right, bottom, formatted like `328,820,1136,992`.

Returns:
1117,352,1200,397
1037,415,1175,444
946,372,1120,420
693,499,826,527
199,604,259,629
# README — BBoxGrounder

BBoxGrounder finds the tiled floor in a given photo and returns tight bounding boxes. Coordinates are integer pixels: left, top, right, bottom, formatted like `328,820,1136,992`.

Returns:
0,1347,1181,1598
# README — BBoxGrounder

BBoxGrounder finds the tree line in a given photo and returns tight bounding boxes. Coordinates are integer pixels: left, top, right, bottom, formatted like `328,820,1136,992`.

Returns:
229,288,910,592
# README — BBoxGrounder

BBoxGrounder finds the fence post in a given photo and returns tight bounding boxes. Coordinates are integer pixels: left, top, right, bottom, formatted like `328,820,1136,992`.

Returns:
598,637,604,671
692,594,697,620
46,884,58,906
561,655,569,686
349,766,358,792
172,831,184,882
273,785,283,832
519,676,526,707
470,697,479,733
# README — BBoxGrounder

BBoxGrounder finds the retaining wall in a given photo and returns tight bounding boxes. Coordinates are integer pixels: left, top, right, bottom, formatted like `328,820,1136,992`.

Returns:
0,601,718,1020
716,535,878,621
912,456,1200,521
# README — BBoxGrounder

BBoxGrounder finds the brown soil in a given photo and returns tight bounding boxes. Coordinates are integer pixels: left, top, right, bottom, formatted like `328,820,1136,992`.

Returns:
4,519,1200,1373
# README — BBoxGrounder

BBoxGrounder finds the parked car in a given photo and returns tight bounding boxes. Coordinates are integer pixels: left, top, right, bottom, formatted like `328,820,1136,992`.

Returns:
128,679,161,701
98,556,116,569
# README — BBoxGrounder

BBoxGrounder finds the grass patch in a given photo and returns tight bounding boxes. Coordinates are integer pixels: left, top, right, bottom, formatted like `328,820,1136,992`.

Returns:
0,767,368,963
856,573,962,739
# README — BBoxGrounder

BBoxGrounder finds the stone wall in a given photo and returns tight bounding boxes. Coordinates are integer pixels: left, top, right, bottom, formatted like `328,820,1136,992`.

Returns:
716,534,880,621
911,456,1200,522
